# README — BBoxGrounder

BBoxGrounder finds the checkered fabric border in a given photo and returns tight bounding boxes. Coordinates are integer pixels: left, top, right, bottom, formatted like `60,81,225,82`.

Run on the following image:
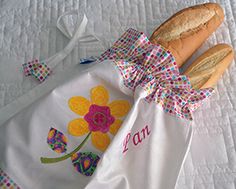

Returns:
99,28,214,120
0,168,20,189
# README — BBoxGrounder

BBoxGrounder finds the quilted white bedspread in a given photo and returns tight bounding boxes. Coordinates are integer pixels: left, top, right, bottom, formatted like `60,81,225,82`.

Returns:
0,0,235,188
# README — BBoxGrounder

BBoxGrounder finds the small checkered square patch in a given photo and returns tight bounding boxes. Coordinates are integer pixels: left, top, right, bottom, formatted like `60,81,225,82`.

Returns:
22,59,40,76
22,60,52,82
30,62,52,82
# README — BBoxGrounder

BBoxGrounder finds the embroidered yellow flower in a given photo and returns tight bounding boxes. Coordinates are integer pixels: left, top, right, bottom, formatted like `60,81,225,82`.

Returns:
68,85,131,151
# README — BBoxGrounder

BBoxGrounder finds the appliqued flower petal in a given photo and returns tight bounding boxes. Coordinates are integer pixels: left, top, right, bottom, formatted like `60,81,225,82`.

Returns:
68,118,90,136
109,119,122,135
68,96,91,116
71,152,100,176
91,132,110,152
47,127,67,153
109,100,131,118
90,85,109,106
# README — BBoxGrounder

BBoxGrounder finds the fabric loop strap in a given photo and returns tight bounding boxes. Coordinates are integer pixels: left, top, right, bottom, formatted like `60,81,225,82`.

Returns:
47,13,88,69
23,10,103,82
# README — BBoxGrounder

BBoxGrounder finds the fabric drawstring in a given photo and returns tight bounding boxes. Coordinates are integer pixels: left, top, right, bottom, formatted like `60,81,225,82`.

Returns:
22,11,103,82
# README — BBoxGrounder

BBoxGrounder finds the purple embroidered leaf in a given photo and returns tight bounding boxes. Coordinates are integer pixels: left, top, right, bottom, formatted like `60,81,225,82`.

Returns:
47,127,68,153
71,152,100,176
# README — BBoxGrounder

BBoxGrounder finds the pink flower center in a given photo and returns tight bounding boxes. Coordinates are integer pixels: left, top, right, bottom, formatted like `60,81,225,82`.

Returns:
92,112,107,126
84,104,115,133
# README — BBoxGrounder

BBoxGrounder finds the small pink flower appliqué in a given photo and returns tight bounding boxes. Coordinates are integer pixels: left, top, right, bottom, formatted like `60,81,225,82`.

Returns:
84,105,115,133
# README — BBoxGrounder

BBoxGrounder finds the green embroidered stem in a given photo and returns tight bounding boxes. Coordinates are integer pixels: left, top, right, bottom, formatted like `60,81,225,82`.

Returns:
41,132,91,164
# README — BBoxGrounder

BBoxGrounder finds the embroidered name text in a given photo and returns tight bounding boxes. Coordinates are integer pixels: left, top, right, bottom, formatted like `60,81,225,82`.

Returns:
123,125,151,153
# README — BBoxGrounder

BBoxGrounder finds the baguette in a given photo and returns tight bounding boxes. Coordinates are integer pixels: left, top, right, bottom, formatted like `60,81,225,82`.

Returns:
184,44,234,89
150,3,224,67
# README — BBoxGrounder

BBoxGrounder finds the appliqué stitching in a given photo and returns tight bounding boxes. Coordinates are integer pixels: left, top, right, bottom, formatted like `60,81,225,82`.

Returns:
40,85,130,176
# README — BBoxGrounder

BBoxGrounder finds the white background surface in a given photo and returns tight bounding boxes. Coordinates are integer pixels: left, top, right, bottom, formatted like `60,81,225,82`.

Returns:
0,0,235,188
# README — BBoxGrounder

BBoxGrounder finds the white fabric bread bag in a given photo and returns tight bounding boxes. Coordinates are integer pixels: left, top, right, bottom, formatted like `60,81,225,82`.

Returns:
0,28,213,189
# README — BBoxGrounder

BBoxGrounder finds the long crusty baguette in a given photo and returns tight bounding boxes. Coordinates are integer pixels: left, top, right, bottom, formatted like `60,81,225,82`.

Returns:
184,44,234,89
150,3,224,67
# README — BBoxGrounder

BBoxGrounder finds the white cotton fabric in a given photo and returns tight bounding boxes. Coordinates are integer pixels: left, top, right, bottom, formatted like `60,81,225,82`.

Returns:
0,60,192,189
1,1,235,188
85,92,192,189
